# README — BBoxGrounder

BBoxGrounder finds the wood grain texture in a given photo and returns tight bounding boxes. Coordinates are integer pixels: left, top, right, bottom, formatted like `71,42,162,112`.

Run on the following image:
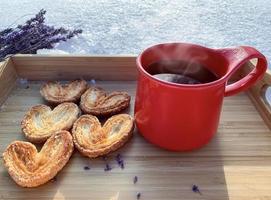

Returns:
0,81,271,200
11,55,137,81
0,59,17,106
11,54,242,82
241,61,271,129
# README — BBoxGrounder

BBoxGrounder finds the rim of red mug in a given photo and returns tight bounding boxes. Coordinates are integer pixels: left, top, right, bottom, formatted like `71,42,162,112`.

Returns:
136,42,233,89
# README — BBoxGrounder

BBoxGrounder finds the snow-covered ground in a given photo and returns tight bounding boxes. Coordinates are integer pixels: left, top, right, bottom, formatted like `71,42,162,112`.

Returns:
1,0,271,59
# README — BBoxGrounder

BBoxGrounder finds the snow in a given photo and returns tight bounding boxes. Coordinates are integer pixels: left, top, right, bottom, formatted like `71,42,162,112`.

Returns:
37,49,70,54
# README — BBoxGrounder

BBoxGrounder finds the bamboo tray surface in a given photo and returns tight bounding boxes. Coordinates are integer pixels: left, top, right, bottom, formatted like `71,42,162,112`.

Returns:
0,55,271,200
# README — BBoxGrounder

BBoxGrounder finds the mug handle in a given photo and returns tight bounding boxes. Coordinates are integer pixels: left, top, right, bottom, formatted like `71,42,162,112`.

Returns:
216,46,267,97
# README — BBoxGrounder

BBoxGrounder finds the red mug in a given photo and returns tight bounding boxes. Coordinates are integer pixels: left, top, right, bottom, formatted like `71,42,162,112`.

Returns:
135,42,267,151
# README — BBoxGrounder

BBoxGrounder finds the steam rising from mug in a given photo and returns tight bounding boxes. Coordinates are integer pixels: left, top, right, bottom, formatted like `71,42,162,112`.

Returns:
147,44,215,84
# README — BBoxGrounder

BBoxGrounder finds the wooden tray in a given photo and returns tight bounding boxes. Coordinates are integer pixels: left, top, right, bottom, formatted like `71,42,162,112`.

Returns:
0,55,270,200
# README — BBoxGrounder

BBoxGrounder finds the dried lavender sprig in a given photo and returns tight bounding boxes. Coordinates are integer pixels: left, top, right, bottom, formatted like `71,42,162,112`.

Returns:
0,10,46,46
20,29,81,54
1,25,54,52
1,29,81,60
0,9,82,61
1,27,81,54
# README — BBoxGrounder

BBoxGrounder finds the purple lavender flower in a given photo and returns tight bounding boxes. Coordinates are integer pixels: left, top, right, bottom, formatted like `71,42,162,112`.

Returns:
0,9,82,61
192,185,202,195
119,161,124,169
133,176,138,184
116,153,121,161
136,192,141,199
115,153,125,169
104,163,112,171
0,28,13,36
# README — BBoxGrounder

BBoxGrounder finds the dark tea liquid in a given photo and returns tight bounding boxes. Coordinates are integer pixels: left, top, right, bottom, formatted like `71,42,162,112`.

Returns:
147,60,218,84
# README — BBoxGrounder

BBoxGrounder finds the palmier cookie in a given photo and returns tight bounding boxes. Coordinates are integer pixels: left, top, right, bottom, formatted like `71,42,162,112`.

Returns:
21,102,80,143
2,130,74,187
40,79,88,104
80,87,130,116
72,114,134,158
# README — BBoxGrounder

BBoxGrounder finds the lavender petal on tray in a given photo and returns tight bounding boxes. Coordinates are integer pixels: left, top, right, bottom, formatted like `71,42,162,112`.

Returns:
192,184,202,195
133,176,138,184
116,153,125,169
136,192,141,199
104,163,112,171
84,166,90,170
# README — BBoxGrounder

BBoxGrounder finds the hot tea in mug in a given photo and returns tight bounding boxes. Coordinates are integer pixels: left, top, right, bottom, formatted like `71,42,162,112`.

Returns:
135,43,267,151
147,60,218,84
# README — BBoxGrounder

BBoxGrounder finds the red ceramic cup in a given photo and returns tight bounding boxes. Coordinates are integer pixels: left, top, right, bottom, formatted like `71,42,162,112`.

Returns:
135,42,267,151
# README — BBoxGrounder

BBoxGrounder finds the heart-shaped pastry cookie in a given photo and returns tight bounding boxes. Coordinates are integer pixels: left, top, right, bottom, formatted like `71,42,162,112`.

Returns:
40,80,88,104
21,102,80,143
2,130,74,187
80,87,130,116
72,114,134,158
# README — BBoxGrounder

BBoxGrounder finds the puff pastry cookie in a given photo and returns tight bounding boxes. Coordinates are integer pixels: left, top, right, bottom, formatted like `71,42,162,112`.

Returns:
2,130,74,187
21,103,80,143
72,114,134,158
80,87,130,116
40,80,88,104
